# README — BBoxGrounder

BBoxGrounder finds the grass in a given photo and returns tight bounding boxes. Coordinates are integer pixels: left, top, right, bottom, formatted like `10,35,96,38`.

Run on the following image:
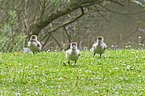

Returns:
0,49,145,95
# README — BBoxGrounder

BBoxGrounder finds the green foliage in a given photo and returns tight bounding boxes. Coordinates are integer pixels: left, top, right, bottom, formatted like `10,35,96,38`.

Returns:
0,10,25,52
1,50,145,95
131,0,145,7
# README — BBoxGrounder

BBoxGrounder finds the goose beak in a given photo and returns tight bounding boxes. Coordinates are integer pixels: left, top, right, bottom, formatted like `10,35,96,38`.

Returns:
98,41,101,44
30,39,35,42
72,47,76,50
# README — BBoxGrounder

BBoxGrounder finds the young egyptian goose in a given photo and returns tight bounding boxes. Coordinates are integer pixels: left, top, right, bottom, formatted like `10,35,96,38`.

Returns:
28,35,42,53
66,42,81,64
92,36,107,57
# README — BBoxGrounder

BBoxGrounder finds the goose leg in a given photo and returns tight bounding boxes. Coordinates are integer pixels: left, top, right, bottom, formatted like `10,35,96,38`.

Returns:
100,54,102,57
68,60,70,65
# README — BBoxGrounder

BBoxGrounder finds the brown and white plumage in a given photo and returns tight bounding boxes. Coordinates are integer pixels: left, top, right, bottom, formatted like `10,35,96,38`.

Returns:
92,36,107,57
66,42,81,64
28,35,42,53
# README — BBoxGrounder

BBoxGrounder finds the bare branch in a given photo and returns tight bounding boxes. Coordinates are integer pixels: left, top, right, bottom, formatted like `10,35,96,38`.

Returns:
47,7,84,34
42,33,51,50
40,7,85,50
63,26,71,43
51,34,62,49
98,3,141,21
115,24,140,45
141,38,145,44
98,3,126,15
107,0,124,7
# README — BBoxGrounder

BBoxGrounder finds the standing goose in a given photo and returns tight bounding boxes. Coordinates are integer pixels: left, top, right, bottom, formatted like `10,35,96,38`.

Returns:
28,35,42,53
66,42,81,64
92,36,107,57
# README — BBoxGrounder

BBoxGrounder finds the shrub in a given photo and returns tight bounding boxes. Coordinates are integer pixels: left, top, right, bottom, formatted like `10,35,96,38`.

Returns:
0,10,25,52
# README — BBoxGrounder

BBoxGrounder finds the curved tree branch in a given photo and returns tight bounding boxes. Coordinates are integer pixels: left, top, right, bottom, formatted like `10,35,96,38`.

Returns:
46,7,84,34
141,38,145,44
63,26,71,43
50,34,62,49
42,33,51,50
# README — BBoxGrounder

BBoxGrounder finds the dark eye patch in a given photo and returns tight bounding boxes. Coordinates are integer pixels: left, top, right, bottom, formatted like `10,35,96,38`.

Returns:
37,44,40,47
32,36,35,39
72,45,76,47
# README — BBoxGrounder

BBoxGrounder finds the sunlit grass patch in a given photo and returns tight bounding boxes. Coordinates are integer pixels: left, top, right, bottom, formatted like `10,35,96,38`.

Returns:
1,49,145,95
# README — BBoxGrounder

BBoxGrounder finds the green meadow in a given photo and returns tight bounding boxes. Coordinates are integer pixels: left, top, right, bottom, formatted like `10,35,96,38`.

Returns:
0,49,145,95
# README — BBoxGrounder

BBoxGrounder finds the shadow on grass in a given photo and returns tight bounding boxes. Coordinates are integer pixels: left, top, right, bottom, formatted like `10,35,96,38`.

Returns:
63,62,85,68
70,64,85,68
